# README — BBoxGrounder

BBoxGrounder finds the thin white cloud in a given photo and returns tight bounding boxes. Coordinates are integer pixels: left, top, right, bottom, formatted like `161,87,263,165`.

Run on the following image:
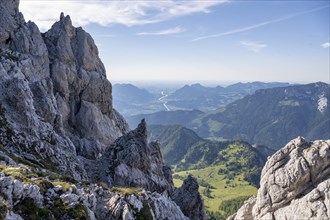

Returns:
192,5,329,42
136,26,185,36
239,41,267,52
19,0,228,31
321,42,330,48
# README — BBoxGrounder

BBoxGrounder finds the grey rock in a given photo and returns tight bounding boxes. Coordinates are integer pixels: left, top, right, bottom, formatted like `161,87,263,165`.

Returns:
0,0,20,47
0,151,16,165
232,137,330,220
126,194,143,212
173,175,206,220
0,0,128,179
60,192,80,208
0,172,42,208
95,119,174,194
148,191,189,220
5,211,23,220
228,196,256,220
43,13,129,152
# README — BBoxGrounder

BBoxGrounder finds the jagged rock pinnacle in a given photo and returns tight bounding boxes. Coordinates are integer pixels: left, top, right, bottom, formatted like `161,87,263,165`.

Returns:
135,119,147,137
173,175,206,220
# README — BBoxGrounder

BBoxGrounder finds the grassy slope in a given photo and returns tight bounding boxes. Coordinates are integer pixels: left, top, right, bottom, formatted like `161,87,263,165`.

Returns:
173,166,257,216
171,141,263,218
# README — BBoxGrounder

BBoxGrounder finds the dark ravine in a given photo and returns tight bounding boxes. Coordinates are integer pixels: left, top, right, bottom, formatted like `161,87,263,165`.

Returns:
0,0,205,219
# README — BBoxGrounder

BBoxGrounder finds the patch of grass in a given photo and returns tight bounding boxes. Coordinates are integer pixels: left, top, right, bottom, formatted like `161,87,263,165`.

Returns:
1,165,32,182
67,203,90,220
34,179,54,194
111,186,143,196
37,207,49,218
50,199,90,220
52,198,66,218
13,197,39,219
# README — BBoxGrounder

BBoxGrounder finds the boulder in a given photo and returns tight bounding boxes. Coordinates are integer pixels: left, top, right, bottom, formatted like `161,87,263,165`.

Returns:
232,137,330,220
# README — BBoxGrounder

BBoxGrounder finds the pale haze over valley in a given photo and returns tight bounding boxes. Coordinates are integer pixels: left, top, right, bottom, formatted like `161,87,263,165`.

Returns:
20,0,329,83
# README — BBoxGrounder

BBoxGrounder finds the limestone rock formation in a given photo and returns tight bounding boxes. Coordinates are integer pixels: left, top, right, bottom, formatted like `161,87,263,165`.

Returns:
0,0,204,219
230,137,330,220
0,168,188,220
0,0,128,181
173,175,206,220
88,119,175,194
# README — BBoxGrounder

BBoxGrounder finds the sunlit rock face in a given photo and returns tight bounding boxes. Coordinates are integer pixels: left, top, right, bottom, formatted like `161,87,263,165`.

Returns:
0,1,203,219
0,0,129,180
230,137,330,220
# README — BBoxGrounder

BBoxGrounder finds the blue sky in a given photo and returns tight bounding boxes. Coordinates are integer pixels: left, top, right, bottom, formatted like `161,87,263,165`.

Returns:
20,0,329,83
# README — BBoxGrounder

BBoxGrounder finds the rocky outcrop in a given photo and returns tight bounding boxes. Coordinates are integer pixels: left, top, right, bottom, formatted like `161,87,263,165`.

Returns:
173,175,206,220
0,0,205,219
230,137,330,220
0,167,188,220
44,13,129,154
0,0,128,181
91,119,174,194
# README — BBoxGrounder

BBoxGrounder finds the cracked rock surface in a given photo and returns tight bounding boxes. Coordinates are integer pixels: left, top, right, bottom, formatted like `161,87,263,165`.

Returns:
0,0,206,219
230,137,330,220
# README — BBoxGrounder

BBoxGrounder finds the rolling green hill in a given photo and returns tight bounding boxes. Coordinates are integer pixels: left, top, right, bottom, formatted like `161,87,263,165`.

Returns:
148,125,203,165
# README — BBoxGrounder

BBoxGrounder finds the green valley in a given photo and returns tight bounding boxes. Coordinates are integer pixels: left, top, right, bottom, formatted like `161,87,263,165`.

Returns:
148,125,267,219
173,165,257,219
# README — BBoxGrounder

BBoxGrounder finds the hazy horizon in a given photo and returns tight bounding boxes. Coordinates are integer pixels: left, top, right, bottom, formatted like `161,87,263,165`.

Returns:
20,0,330,83
111,79,327,88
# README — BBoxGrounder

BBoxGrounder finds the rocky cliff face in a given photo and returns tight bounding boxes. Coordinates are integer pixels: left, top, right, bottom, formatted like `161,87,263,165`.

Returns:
0,0,128,180
0,0,205,219
229,137,330,220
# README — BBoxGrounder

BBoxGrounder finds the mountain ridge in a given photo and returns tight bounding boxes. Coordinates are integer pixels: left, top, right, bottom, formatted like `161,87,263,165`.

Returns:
191,82,329,149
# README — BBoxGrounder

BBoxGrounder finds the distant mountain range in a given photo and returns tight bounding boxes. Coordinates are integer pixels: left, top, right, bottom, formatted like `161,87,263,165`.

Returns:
129,109,203,129
131,82,329,150
113,81,290,117
112,83,159,117
165,82,290,112
191,82,329,150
